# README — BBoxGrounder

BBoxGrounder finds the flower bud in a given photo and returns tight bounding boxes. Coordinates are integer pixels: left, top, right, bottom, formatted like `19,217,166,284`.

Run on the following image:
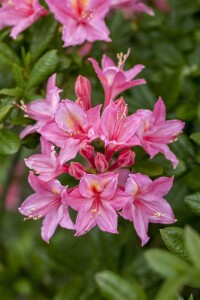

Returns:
118,149,135,167
75,75,91,110
95,152,108,173
80,144,95,167
69,162,85,180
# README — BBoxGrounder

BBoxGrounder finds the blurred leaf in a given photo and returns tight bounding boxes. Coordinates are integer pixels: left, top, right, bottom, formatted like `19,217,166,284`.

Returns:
154,43,184,68
190,132,200,145
188,295,194,300
185,167,200,190
160,227,187,259
0,87,23,97
134,161,163,177
54,278,83,300
0,42,20,66
30,15,58,61
96,270,147,300
0,103,13,123
155,276,188,300
145,249,189,278
27,50,58,89
185,227,200,270
0,129,21,155
184,193,200,216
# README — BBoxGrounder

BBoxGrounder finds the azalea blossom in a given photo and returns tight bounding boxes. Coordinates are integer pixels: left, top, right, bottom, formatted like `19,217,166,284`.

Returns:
100,99,140,160
135,97,185,168
0,0,48,39
68,173,127,236
89,50,146,107
19,172,74,243
25,137,69,182
45,0,111,47
40,100,101,164
110,0,154,16
120,173,175,245
20,74,61,139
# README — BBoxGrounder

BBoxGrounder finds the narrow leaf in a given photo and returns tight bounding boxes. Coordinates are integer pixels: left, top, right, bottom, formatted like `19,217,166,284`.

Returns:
184,193,200,216
27,50,58,89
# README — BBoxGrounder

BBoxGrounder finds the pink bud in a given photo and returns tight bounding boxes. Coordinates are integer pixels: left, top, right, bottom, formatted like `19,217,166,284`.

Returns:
109,149,135,170
69,162,85,180
75,75,91,111
95,152,108,173
118,149,135,167
80,144,95,167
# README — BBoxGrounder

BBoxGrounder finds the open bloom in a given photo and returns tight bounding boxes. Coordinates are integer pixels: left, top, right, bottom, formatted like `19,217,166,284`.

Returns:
40,100,101,164
111,0,154,16
89,50,146,108
20,74,61,139
19,172,74,243
0,0,48,39
100,99,140,160
68,173,126,236
25,137,69,181
120,173,175,245
135,97,185,168
45,0,111,47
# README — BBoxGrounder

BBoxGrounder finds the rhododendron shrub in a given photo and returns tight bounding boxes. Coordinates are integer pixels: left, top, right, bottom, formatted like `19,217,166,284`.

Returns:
18,53,184,245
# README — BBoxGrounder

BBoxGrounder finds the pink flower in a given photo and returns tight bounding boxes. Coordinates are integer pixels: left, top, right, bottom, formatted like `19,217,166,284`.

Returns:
25,137,69,182
40,100,101,164
45,0,111,47
20,74,61,139
75,75,92,111
135,97,185,168
100,99,140,160
89,50,146,107
120,173,175,246
111,0,154,16
19,172,74,243
0,0,48,39
68,173,126,235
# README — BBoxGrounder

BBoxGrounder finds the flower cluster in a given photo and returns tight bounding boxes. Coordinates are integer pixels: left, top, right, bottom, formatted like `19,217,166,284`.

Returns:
0,0,153,45
19,52,184,245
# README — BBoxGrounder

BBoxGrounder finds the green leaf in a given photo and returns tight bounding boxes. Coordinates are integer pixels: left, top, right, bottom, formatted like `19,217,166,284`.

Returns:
96,270,147,300
21,133,40,149
0,103,13,123
134,161,163,177
188,294,194,300
12,64,24,88
185,167,200,190
190,132,200,145
155,276,188,300
185,227,200,270
145,249,189,278
27,50,58,89
0,87,23,97
30,15,58,61
0,42,20,66
0,129,21,155
184,193,200,216
160,227,187,259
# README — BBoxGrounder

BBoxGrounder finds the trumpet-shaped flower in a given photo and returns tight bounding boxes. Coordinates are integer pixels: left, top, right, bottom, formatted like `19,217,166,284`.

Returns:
40,101,101,164
100,99,140,160
89,50,146,107
45,0,111,47
120,173,175,246
0,0,48,39
135,97,185,168
20,74,61,139
68,173,126,235
25,137,69,181
19,172,74,243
